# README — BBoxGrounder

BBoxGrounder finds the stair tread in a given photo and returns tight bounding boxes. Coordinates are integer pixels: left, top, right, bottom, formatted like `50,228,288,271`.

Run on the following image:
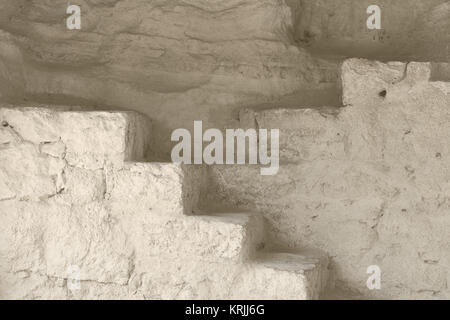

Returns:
231,251,328,299
196,212,261,226
255,252,324,273
173,213,265,262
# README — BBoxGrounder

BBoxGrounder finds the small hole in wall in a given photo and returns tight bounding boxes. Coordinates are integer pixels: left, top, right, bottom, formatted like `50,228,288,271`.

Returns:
1,121,8,127
379,90,387,98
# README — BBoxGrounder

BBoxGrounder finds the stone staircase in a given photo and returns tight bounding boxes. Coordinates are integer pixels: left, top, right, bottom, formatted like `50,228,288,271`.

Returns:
3,57,450,299
0,106,328,299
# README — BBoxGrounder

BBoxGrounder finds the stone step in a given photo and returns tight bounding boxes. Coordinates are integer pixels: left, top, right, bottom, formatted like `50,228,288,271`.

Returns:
0,106,152,201
107,162,205,217
186,213,265,262
0,205,266,288
131,212,266,265
1,247,328,300
230,251,329,300
0,106,152,170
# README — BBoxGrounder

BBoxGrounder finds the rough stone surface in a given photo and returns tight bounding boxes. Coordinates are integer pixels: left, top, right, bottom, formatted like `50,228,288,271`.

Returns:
108,162,206,217
0,0,339,160
0,106,152,169
208,59,450,299
2,1,447,300
231,252,328,300
292,0,450,61
0,106,327,300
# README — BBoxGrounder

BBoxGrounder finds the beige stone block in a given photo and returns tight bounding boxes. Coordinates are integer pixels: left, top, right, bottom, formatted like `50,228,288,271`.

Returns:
0,107,152,170
0,143,63,201
108,162,205,217
230,252,328,300
61,166,106,204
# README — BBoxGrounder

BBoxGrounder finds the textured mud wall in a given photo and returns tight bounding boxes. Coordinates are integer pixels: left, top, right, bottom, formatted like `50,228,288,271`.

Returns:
0,107,224,299
292,0,450,61
209,59,450,299
1,1,447,159
0,107,329,300
0,0,338,159
2,1,450,300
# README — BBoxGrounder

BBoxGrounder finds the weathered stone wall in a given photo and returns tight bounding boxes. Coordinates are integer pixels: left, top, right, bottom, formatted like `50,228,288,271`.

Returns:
1,1,448,158
292,0,450,61
2,0,450,300
208,59,450,299
0,107,328,300
0,0,339,160
0,107,200,299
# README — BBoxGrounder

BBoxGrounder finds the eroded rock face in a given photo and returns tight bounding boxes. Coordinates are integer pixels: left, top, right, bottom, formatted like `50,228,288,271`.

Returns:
208,59,450,299
0,107,206,298
0,0,338,160
3,1,450,300
293,0,450,61
0,106,328,300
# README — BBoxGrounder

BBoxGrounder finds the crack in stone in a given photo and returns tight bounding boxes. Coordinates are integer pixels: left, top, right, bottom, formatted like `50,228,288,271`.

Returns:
392,62,410,85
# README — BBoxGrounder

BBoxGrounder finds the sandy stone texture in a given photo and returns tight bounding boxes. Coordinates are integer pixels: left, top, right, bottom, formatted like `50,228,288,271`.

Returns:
0,0,339,160
0,106,328,300
292,0,450,61
208,59,450,299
